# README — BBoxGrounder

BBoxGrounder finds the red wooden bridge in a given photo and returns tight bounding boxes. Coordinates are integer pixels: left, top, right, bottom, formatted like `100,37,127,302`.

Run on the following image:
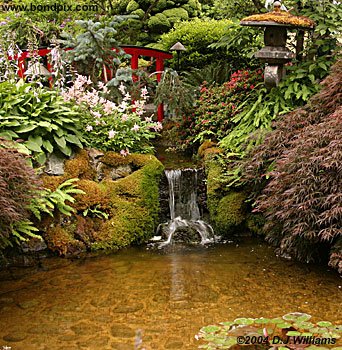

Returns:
16,45,173,121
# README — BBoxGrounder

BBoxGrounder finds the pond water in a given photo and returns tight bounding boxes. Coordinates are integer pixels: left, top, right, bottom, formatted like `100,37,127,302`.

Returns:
0,239,341,350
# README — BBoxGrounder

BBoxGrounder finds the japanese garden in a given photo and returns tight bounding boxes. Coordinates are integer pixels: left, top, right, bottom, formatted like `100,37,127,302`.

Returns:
0,0,341,349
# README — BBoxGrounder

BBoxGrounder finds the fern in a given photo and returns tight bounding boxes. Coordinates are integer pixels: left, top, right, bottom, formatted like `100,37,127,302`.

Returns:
29,178,85,219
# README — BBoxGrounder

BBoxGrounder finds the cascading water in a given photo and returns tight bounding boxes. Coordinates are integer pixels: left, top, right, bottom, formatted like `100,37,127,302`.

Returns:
156,169,215,247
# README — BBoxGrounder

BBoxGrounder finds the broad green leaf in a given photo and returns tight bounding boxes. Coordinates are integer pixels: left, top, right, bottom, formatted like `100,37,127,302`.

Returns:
65,134,83,148
16,124,37,133
42,140,54,153
53,135,67,149
58,144,72,157
25,139,43,152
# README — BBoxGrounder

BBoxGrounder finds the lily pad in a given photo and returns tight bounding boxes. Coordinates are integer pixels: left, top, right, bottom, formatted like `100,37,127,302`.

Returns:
283,313,311,322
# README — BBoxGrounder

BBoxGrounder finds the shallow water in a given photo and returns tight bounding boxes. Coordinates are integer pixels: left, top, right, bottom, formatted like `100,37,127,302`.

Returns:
0,239,341,350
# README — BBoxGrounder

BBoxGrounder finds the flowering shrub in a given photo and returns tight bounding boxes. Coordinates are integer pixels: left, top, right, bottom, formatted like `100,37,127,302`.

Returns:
63,75,162,154
177,69,263,147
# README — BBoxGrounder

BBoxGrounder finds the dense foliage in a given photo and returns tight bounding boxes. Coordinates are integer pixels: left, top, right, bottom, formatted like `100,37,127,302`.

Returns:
0,147,41,249
243,60,342,272
0,81,85,164
159,19,231,69
176,69,263,147
63,75,162,153
110,0,202,45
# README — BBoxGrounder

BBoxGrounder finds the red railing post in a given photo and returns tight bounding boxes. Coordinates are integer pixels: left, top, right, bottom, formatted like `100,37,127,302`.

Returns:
156,57,164,122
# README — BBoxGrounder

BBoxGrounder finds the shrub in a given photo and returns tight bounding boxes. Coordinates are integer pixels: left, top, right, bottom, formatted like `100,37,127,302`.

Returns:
0,147,41,248
0,81,85,164
243,60,342,272
159,18,231,69
176,68,263,147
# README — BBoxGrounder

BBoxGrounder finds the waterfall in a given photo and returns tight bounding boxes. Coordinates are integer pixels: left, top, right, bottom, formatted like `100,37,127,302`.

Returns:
156,169,215,247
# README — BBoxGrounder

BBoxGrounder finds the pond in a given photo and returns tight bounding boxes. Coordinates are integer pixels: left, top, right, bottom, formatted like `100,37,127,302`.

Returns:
0,239,341,350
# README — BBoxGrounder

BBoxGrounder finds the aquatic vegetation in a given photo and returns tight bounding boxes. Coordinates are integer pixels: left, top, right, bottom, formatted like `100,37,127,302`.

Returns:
197,313,342,349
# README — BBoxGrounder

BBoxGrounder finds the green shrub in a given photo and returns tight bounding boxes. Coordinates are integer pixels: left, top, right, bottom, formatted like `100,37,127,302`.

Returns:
147,13,171,32
0,81,85,164
159,18,231,69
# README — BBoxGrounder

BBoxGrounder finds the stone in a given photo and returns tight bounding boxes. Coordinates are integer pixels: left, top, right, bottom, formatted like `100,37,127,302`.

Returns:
3,333,27,342
18,299,40,309
70,322,102,336
165,339,184,349
20,238,47,253
109,165,133,180
113,303,144,313
111,324,135,338
44,153,65,175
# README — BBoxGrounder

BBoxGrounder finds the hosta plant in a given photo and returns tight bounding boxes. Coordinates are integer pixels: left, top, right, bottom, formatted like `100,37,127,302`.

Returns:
0,81,85,164
197,313,342,350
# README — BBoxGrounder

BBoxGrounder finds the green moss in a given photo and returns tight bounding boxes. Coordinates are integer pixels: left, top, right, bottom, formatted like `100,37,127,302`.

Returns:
198,141,216,158
64,149,96,180
215,191,247,235
246,213,266,236
152,0,167,12
92,156,164,250
206,159,223,216
44,226,85,256
73,179,110,211
205,157,247,235
42,151,164,255
126,0,139,12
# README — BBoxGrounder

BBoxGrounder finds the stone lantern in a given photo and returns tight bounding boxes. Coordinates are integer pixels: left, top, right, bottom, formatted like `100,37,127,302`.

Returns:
240,1,315,89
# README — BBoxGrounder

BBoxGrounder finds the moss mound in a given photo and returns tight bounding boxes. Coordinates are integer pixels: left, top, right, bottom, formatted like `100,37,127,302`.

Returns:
241,11,315,28
41,150,164,256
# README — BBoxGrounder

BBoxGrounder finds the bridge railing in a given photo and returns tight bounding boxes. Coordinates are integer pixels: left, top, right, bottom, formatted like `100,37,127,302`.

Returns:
14,46,173,121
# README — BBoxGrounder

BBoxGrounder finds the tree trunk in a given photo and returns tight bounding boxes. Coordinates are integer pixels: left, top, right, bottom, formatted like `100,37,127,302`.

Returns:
251,0,265,12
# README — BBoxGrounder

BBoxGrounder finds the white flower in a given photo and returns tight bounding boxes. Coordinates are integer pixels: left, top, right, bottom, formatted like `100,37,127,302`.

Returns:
118,101,128,112
90,110,102,118
108,129,117,139
123,92,131,101
131,124,140,132
121,114,128,121
118,83,126,94
145,117,152,122
86,125,93,131
120,149,130,156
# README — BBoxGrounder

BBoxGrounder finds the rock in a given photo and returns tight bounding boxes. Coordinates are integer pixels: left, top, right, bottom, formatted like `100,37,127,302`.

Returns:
70,322,102,336
20,238,47,253
165,339,184,349
113,303,144,313
18,299,40,309
3,333,27,342
44,153,65,175
111,324,135,338
109,165,133,180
